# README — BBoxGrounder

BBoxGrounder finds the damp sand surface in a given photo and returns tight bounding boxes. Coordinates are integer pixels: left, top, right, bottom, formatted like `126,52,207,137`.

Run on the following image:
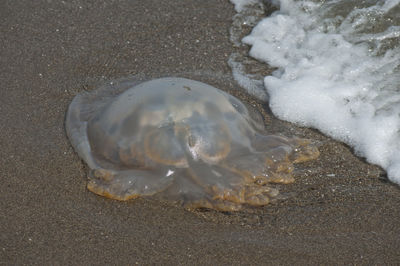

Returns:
1,1,400,264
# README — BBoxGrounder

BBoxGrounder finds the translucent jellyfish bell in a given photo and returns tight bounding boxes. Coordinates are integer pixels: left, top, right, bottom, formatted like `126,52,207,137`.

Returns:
66,77,319,211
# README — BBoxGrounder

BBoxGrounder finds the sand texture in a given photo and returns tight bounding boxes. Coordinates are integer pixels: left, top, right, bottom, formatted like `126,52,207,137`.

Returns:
1,0,400,264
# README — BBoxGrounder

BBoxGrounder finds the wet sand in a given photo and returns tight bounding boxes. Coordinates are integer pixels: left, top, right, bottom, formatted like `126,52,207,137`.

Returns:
1,0,400,264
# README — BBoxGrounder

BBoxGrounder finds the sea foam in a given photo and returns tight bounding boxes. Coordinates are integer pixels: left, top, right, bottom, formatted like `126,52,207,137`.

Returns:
230,0,400,183
230,0,261,12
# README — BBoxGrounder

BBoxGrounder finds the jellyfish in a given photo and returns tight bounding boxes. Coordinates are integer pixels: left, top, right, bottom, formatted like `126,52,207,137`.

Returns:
66,77,319,211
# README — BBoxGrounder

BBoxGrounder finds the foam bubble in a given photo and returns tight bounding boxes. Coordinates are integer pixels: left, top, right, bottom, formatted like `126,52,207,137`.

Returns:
230,0,260,12
234,0,400,183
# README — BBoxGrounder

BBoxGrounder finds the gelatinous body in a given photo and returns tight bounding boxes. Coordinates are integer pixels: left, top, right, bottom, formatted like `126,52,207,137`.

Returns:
66,77,319,211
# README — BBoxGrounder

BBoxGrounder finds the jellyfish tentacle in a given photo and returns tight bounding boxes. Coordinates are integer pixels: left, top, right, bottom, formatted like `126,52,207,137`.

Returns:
87,167,175,201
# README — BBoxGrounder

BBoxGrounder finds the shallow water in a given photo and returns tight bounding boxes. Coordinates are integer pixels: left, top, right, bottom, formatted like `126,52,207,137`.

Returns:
230,0,400,184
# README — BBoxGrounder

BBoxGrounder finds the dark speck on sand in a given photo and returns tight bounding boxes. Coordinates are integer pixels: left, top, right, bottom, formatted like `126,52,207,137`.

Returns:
1,0,399,264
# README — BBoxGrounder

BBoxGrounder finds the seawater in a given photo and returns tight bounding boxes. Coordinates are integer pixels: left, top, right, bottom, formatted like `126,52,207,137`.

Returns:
230,0,400,184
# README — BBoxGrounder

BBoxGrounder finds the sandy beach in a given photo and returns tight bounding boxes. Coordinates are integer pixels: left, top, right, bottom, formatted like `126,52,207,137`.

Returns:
1,0,400,264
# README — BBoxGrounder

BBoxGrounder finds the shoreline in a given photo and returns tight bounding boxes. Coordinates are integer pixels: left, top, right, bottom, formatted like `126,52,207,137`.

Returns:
1,0,399,264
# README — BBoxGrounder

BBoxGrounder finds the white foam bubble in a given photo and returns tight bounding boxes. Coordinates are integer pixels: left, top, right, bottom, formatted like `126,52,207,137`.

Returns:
230,0,260,12
228,54,268,100
234,0,400,183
